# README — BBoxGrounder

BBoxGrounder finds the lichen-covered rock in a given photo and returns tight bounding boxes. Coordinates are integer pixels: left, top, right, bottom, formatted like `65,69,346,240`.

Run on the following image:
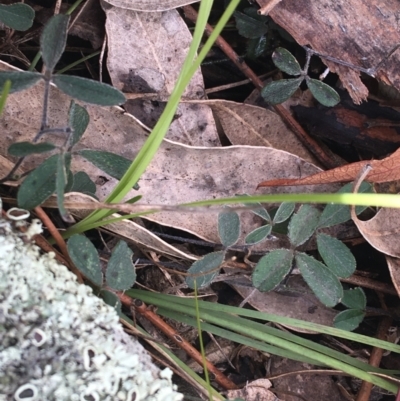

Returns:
0,216,183,401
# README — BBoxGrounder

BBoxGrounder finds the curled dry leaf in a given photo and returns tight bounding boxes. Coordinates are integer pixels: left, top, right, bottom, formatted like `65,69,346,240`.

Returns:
206,99,319,165
386,255,400,297
351,206,400,258
103,4,218,146
258,148,400,187
101,0,199,12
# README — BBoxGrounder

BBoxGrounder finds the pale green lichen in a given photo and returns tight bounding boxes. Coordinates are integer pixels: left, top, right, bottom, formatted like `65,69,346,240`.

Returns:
0,216,183,401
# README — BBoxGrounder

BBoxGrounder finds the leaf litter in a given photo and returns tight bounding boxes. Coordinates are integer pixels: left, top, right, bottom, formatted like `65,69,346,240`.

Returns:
3,2,400,397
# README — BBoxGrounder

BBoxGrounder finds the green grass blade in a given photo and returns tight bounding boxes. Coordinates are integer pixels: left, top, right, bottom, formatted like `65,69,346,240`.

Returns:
0,79,11,115
128,290,400,354
66,0,241,235
159,308,328,366
128,291,399,393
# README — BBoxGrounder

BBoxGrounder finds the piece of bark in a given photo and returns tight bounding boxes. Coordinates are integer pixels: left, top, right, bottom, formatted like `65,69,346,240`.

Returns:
292,99,400,159
257,0,400,104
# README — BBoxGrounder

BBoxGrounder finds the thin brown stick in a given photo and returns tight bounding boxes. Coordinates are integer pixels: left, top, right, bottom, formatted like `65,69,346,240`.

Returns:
34,206,83,283
355,316,393,401
183,5,338,169
258,0,283,15
340,274,397,297
117,292,238,391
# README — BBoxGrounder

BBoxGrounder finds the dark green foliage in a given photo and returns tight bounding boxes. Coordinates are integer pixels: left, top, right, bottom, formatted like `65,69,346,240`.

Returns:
52,75,126,106
8,141,56,157
334,309,365,331
0,72,42,93
106,241,136,291
17,155,59,210
272,48,301,76
288,204,320,247
68,101,90,148
0,14,127,219
306,77,341,107
273,202,295,224
245,224,271,244
245,201,293,245
218,208,240,247
316,233,356,278
252,249,293,291
0,3,34,31
77,149,132,180
186,251,225,289
341,287,366,309
234,9,268,39
67,234,103,286
261,47,340,106
41,15,70,71
261,78,303,105
68,171,97,197
295,252,343,307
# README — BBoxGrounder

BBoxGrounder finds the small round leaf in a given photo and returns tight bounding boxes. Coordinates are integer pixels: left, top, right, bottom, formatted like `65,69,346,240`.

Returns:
67,234,102,285
306,77,340,107
234,11,268,39
41,14,70,71
295,252,343,307
333,309,365,331
288,205,320,247
68,101,90,148
218,209,240,247
106,241,136,291
252,207,271,222
0,71,42,93
52,74,125,106
252,249,294,292
186,251,225,289
68,171,97,197
261,78,303,105
341,287,366,310
8,141,56,157
245,225,272,244
17,155,58,210
272,48,302,76
0,3,35,31
77,149,131,180
273,202,295,224
317,233,356,278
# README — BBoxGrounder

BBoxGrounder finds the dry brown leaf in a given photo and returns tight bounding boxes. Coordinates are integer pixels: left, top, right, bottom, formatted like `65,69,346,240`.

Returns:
103,4,218,146
258,0,400,104
230,275,337,333
258,148,400,187
206,99,319,165
351,207,400,258
226,379,281,401
101,0,199,12
386,255,400,297
0,61,337,249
